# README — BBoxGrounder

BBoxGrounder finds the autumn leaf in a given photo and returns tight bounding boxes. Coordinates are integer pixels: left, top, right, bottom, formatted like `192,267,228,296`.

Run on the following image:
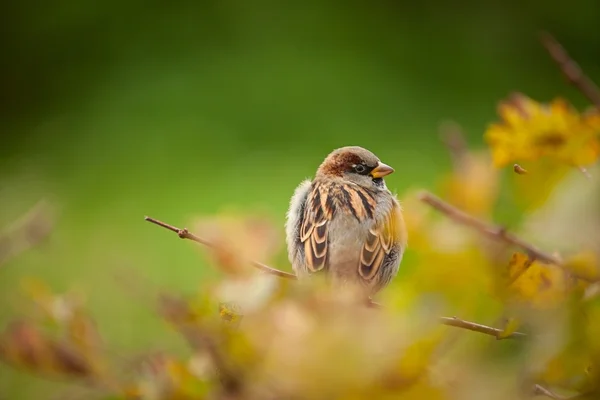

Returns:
497,317,521,339
485,93,600,168
505,252,573,308
506,252,534,285
564,252,600,283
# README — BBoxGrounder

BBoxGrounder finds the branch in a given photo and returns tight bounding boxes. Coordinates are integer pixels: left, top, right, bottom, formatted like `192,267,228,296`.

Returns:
418,191,563,266
144,216,297,279
145,216,528,339
539,31,600,108
439,317,525,339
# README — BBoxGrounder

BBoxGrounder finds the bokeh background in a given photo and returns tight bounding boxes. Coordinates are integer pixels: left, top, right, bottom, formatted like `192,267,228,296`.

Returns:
2,0,600,397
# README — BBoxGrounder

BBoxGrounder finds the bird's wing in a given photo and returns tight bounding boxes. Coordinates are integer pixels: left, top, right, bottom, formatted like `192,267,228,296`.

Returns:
299,182,335,272
358,201,402,281
285,179,311,271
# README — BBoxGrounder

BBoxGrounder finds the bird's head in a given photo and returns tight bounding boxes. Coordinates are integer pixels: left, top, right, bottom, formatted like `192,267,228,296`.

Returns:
316,146,394,189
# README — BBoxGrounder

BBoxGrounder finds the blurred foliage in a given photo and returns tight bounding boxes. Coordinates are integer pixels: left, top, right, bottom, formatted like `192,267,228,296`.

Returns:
2,0,600,399
485,93,600,168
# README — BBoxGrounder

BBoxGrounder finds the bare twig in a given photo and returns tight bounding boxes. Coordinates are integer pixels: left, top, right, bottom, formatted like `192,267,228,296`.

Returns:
418,191,562,265
539,31,600,108
0,200,54,267
439,317,526,339
144,216,297,279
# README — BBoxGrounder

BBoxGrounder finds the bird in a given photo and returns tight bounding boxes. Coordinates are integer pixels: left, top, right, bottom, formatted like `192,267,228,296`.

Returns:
285,146,407,297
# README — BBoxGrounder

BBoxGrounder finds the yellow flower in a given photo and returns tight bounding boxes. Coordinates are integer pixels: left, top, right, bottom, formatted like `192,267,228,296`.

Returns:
484,93,600,167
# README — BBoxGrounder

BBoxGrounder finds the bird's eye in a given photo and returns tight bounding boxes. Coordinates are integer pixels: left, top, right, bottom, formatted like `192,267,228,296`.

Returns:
353,164,367,174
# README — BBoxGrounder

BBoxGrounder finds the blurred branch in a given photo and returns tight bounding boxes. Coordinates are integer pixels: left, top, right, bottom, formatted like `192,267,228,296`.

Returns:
418,191,568,264
533,384,587,400
577,166,592,180
144,216,297,279
539,31,600,108
439,317,526,339
533,384,563,399
0,200,54,268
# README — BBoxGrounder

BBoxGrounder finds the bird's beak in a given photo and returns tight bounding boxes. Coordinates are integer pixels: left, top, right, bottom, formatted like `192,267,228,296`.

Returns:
370,162,394,178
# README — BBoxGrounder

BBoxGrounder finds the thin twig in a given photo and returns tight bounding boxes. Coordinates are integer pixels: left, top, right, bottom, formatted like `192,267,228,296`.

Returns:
144,216,297,279
539,31,600,108
439,317,526,339
418,191,563,265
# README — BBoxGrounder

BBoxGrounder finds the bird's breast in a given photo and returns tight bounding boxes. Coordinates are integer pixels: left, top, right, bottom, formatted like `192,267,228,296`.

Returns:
326,212,371,279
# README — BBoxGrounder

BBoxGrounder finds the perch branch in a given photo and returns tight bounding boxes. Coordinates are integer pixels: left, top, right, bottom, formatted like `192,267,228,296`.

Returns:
539,31,600,108
145,216,527,339
144,216,297,279
439,317,525,339
418,191,563,266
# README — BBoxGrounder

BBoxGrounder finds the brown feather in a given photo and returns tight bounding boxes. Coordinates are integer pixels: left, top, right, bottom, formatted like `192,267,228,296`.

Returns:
300,182,335,272
317,152,364,177
358,204,401,281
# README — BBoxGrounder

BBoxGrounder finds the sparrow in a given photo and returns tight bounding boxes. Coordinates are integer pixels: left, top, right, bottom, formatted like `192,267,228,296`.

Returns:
285,146,407,297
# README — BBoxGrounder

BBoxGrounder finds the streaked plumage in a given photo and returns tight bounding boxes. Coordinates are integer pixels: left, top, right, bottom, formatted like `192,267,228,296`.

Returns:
285,146,407,296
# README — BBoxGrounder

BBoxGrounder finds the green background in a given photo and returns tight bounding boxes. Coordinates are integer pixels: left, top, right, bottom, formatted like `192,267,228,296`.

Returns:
1,0,599,397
